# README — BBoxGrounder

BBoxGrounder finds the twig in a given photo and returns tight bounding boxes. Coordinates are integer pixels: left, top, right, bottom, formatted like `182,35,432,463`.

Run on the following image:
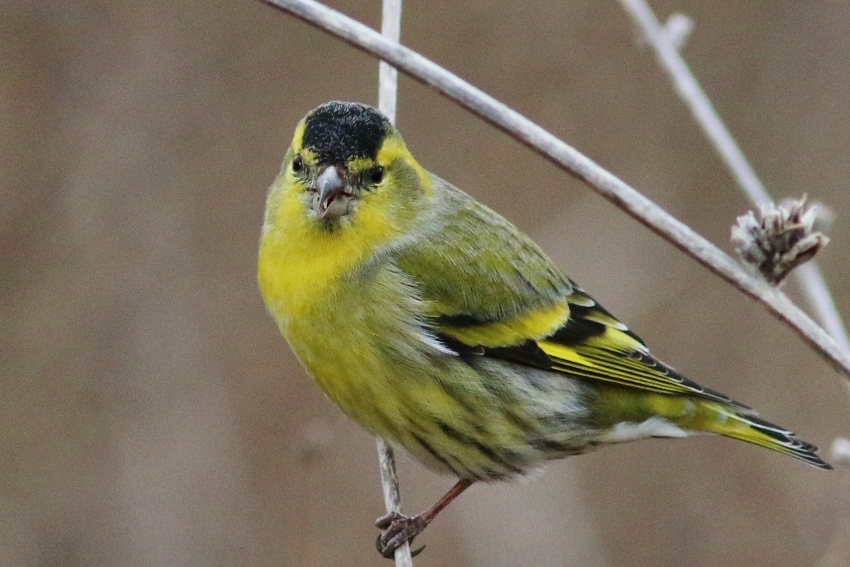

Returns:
376,439,412,566
378,0,401,124
375,1,414,565
256,0,850,380
616,0,850,359
796,263,850,360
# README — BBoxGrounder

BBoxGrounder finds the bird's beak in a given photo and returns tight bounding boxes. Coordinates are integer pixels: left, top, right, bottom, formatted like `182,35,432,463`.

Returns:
311,166,354,219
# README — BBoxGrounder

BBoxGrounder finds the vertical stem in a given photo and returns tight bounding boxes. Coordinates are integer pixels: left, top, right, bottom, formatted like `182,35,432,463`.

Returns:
375,2,412,565
379,0,401,123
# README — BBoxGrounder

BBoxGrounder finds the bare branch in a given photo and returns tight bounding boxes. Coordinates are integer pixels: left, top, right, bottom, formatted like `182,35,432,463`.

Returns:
617,0,850,358
376,439,413,566
375,1,414,565
378,0,401,124
256,0,850,380
617,0,771,206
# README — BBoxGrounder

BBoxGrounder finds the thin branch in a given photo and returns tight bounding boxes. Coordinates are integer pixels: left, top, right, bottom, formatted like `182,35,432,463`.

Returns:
257,0,850,381
616,0,850,358
376,439,413,566
378,0,401,124
796,263,850,360
375,1,414,566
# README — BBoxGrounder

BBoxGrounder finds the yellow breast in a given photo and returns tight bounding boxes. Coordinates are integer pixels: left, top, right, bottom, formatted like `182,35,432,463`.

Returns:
257,178,420,435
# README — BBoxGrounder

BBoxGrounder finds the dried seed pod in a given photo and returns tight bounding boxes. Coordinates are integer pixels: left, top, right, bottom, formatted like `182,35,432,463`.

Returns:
731,196,831,285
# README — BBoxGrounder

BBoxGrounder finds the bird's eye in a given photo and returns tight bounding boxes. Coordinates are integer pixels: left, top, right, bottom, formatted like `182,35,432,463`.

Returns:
369,166,384,184
292,154,304,172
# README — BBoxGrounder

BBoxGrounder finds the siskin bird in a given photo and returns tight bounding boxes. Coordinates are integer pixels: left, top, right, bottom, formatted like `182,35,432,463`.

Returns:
258,101,830,557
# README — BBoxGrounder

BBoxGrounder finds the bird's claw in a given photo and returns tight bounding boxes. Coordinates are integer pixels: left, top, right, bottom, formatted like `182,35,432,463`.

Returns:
375,513,428,558
374,511,399,530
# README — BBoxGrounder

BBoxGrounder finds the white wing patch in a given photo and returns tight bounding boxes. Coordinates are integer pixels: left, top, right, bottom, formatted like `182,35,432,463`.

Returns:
417,329,458,356
602,417,690,443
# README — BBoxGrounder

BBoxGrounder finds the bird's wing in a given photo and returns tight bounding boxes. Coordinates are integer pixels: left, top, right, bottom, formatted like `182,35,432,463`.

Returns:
393,174,741,407
533,287,743,405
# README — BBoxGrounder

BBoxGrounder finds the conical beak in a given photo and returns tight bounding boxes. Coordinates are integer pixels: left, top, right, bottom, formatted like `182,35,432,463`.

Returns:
312,166,353,219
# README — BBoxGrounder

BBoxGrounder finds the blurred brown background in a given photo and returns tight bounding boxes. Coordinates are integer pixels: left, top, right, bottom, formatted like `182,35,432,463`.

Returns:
3,1,850,566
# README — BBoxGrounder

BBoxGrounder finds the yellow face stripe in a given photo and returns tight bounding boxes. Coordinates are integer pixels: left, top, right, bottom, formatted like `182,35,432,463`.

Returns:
291,120,306,151
377,135,432,196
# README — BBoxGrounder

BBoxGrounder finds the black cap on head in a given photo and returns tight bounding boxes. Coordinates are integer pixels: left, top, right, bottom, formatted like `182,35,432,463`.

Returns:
302,102,390,165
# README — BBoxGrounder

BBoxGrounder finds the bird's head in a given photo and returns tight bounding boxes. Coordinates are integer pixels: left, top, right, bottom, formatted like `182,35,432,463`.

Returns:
267,102,432,237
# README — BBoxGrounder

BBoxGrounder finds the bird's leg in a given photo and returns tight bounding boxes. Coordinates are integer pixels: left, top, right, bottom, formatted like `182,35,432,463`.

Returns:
375,478,473,558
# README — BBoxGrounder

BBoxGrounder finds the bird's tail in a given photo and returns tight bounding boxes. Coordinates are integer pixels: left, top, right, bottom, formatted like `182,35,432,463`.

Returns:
694,402,831,469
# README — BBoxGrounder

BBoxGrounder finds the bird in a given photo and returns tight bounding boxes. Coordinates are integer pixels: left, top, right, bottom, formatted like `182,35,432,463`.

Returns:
257,101,830,558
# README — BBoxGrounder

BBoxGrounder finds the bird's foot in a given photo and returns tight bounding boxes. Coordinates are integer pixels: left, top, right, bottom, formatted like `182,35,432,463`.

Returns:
375,512,428,558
